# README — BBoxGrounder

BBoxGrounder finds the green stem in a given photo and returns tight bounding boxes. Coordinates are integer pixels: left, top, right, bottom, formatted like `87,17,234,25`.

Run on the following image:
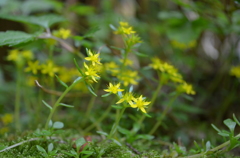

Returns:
108,107,126,139
37,87,43,125
148,94,178,135
84,105,112,133
15,66,22,131
85,80,101,118
83,97,117,133
44,77,83,129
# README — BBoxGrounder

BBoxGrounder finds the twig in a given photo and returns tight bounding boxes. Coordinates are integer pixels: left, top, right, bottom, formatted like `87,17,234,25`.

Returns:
126,142,142,155
0,138,40,153
34,80,87,97
0,137,66,153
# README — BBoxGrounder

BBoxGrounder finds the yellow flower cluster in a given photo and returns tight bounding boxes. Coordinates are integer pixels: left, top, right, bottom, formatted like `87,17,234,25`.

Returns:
103,83,150,113
0,113,13,134
103,62,140,86
117,70,139,86
171,40,196,50
25,60,59,77
114,21,142,48
114,22,136,35
7,49,34,66
230,65,240,78
83,49,102,83
53,28,71,39
1,113,13,125
150,57,195,95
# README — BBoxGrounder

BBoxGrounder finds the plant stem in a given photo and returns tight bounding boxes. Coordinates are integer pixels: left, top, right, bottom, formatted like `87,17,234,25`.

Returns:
108,107,126,139
148,94,178,135
15,66,22,131
44,77,82,129
85,80,101,118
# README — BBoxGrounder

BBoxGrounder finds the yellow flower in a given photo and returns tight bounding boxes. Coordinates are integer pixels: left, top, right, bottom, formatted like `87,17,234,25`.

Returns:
119,21,129,27
7,49,21,63
85,50,101,66
117,70,139,86
45,38,57,46
150,58,163,70
171,40,196,50
54,28,71,39
116,92,134,104
230,65,240,78
177,82,196,95
120,59,133,66
84,62,100,82
104,83,124,94
26,76,38,87
0,127,9,134
104,62,120,76
22,50,33,60
169,72,184,83
122,27,136,35
1,113,13,125
126,34,142,46
114,21,136,35
25,61,40,74
129,95,150,113
41,60,59,77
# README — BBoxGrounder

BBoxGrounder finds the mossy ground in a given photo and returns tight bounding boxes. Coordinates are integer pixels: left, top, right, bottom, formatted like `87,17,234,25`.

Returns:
1,130,239,158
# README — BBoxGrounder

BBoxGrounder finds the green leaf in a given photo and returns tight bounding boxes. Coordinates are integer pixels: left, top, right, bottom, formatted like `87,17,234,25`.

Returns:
224,119,236,133
34,129,52,137
135,134,154,140
109,24,117,31
0,144,7,150
74,58,84,76
211,124,221,133
110,46,124,51
53,121,64,129
218,130,231,137
48,143,53,153
80,150,93,155
55,75,68,88
233,114,240,126
59,103,74,108
36,145,47,155
118,126,131,135
61,150,76,156
228,136,240,150
110,138,122,146
83,26,99,38
87,85,97,97
73,76,82,84
21,0,60,15
42,100,52,110
96,131,108,136
111,105,123,109
205,141,211,151
144,113,152,118
0,31,35,46
133,51,148,57
0,14,65,29
49,120,53,128
101,93,111,97
76,137,86,150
